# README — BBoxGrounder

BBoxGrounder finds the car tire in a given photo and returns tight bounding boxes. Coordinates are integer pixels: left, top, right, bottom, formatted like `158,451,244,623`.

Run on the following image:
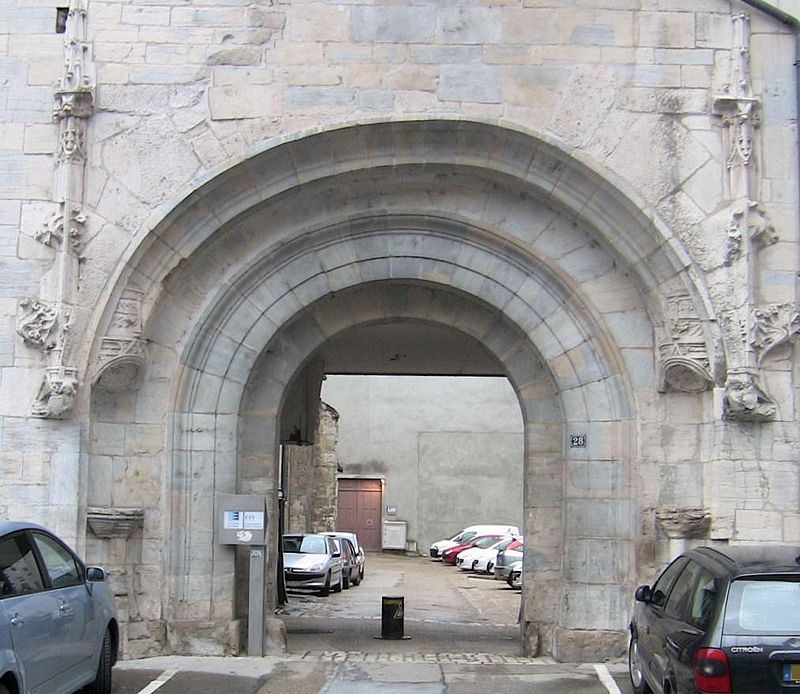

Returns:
352,570,361,586
85,628,113,694
628,635,653,694
486,561,494,574
332,571,343,593
471,560,478,571
319,572,331,597
507,570,522,589
343,571,350,590
0,684,10,694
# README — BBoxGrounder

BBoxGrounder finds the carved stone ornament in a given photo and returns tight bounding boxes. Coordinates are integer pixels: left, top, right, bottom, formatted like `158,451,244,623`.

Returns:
17,297,59,350
655,507,711,539
657,294,713,393
93,338,147,391
92,285,147,391
751,303,800,365
722,369,776,421
724,212,743,266
31,365,78,419
35,206,86,253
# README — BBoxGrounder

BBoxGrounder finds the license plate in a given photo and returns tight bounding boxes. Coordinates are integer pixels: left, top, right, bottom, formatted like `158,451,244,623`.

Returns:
782,664,800,683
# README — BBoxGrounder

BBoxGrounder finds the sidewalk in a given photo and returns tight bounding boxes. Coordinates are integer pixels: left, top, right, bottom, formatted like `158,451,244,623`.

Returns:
114,652,631,693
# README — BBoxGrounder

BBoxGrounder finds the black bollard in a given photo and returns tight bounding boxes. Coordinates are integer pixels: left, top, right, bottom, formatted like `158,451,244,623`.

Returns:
381,595,406,639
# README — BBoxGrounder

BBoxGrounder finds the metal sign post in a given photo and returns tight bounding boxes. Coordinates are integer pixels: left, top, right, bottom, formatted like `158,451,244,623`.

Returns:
248,546,265,656
215,493,269,657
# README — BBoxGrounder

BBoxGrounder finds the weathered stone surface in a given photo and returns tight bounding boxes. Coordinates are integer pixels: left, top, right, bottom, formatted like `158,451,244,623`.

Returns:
2,0,799,666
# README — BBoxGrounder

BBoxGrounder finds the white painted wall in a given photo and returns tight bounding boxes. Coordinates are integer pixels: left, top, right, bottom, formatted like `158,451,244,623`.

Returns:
321,375,524,553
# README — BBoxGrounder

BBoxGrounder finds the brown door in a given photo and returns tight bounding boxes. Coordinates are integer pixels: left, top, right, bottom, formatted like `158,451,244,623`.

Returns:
337,478,382,550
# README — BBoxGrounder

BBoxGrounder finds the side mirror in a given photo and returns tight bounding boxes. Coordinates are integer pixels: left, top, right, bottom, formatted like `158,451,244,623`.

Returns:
86,566,107,583
634,585,652,603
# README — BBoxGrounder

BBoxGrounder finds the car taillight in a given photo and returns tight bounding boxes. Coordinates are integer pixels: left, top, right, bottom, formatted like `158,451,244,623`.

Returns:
694,648,732,693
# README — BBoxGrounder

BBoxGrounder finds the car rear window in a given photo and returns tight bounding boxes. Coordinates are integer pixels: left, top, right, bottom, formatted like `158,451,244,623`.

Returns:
724,577,800,634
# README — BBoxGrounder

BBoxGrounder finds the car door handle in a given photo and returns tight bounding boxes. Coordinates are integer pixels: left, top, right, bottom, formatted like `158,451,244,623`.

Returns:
10,614,23,627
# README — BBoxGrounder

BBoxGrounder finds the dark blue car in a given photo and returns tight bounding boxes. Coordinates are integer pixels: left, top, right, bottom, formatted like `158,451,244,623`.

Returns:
629,544,800,694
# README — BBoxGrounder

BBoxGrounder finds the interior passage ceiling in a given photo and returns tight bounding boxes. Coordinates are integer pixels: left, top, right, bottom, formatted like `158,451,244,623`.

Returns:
318,323,505,376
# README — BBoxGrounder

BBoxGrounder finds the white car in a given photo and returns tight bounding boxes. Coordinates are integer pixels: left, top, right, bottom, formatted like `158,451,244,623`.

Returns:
429,524,520,559
321,531,366,582
456,535,517,573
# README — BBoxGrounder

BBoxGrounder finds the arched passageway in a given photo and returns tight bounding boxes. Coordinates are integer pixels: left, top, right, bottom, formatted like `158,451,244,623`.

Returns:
87,119,715,660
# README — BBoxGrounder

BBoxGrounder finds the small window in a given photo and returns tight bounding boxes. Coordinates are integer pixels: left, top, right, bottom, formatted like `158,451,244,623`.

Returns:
0,533,45,597
56,7,69,34
32,532,82,589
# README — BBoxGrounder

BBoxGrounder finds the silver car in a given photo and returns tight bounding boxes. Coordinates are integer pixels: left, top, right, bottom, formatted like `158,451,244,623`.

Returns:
0,521,119,694
282,533,344,596
321,531,365,583
494,542,523,581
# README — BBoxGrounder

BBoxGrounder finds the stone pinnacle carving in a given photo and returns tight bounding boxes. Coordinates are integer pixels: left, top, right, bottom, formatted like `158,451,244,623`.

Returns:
22,0,95,419
713,14,783,421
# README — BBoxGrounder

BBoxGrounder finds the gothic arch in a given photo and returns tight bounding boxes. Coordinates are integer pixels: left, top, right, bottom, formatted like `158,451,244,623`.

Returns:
86,119,717,659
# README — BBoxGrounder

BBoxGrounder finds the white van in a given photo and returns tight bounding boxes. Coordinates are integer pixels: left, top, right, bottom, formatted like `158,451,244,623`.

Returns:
429,524,520,558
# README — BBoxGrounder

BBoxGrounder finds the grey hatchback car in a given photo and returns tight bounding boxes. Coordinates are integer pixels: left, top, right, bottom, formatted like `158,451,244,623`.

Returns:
0,521,119,694
629,544,800,694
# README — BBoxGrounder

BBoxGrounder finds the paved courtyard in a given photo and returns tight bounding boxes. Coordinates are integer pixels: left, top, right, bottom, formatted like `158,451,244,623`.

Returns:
113,552,634,692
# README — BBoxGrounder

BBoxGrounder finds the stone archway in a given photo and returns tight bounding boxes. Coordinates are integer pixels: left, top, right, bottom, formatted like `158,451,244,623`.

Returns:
86,119,716,660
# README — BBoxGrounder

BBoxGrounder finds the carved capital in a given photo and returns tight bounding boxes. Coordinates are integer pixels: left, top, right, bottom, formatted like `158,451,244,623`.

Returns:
87,507,144,539
31,365,78,419
722,369,776,421
17,298,59,350
751,303,800,365
655,507,711,539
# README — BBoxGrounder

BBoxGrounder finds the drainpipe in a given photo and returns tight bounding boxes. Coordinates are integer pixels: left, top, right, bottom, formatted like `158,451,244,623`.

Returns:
738,0,800,310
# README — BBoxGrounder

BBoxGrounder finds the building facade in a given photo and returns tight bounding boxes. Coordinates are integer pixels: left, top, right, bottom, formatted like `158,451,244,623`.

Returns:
1,0,799,661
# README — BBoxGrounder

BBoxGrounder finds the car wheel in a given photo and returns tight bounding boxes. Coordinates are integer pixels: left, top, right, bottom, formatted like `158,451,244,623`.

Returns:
628,635,653,694
332,571,343,593
84,628,113,694
352,570,361,586
507,570,522,589
0,684,10,694
360,567,365,581
319,572,331,597
343,571,350,590
471,560,478,571
486,561,494,574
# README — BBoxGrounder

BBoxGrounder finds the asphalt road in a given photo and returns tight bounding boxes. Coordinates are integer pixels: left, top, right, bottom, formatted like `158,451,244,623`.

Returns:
112,552,634,693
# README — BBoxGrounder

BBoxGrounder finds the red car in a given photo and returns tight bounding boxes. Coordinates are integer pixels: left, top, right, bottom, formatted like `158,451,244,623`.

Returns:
440,534,504,565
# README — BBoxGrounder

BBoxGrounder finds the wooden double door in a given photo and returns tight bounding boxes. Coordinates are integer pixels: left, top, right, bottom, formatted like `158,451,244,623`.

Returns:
336,478,382,550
